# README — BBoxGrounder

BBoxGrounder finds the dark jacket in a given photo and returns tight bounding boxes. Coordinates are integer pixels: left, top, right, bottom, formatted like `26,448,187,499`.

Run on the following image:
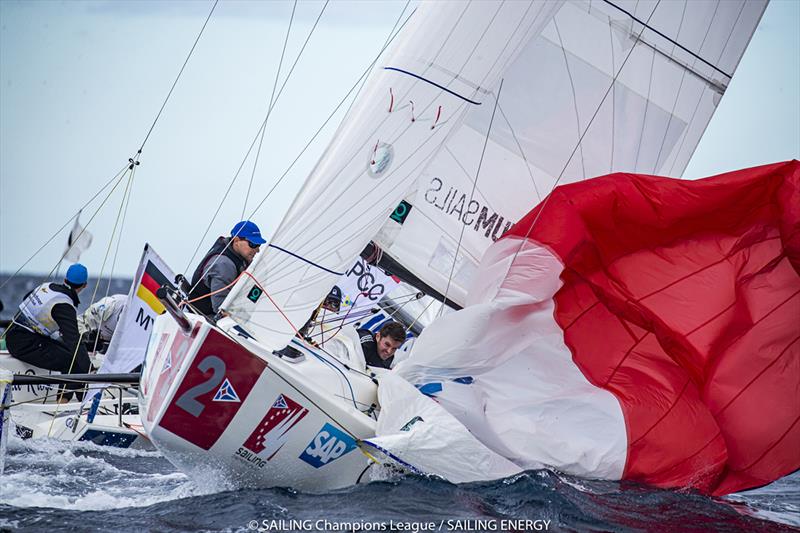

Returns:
357,327,393,369
6,283,90,375
189,237,248,316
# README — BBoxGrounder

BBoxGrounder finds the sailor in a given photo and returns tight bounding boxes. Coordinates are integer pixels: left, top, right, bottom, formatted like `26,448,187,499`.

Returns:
299,285,343,341
357,321,406,369
188,220,266,317
78,293,128,353
5,263,92,401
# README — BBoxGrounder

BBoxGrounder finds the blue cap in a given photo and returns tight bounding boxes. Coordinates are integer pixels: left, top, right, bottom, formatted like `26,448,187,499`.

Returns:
231,220,266,245
65,263,88,285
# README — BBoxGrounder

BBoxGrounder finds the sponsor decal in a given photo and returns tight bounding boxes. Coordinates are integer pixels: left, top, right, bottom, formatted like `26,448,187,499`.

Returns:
247,285,262,303
368,142,394,178
299,423,357,468
212,378,240,402
400,416,424,432
423,176,514,242
158,329,266,450
390,200,412,225
160,351,172,374
237,395,308,468
146,326,199,422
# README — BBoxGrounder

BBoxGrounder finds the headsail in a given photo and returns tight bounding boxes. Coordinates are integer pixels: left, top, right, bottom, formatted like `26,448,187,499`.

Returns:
373,0,769,307
222,1,562,349
223,0,766,348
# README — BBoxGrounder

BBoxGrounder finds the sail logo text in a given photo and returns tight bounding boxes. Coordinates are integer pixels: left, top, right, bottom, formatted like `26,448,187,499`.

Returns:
299,423,357,468
424,177,514,242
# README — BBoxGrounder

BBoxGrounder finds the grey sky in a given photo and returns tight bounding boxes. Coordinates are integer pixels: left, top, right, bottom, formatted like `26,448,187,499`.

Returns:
1,0,798,285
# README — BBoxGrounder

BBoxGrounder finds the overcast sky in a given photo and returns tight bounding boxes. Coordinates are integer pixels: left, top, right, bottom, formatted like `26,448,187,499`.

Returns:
1,0,798,286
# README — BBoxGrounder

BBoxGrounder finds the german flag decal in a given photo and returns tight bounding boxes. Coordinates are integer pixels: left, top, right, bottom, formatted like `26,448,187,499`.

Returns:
137,260,172,314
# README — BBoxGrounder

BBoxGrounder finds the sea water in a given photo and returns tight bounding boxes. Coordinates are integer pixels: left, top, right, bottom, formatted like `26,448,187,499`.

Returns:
0,434,797,532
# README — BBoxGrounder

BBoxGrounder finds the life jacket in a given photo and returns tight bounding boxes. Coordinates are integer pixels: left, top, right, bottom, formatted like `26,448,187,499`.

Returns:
188,237,247,316
16,283,77,338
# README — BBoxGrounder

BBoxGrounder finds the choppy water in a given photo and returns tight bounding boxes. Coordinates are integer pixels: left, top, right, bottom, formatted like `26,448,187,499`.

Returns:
1,435,797,532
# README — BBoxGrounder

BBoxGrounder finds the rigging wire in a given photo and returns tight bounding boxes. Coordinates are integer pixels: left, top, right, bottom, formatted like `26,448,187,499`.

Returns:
185,0,331,276
242,0,299,219
47,167,137,435
505,0,663,271
253,1,543,287
184,5,416,298
439,80,504,314
0,164,129,292
244,7,417,220
4,1,216,291
137,0,220,152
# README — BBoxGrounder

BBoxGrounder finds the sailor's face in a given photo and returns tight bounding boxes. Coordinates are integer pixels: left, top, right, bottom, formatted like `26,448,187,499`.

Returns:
233,237,260,263
375,333,402,360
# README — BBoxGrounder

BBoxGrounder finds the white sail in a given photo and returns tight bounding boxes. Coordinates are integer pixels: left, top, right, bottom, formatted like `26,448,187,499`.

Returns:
224,0,765,346
374,0,768,306
222,1,562,349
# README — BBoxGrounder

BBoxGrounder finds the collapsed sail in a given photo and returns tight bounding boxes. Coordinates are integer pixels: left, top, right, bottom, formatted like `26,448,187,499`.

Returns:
373,161,800,495
222,0,767,350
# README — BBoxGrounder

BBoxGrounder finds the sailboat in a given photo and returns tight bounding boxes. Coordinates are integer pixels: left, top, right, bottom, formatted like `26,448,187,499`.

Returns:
139,0,786,493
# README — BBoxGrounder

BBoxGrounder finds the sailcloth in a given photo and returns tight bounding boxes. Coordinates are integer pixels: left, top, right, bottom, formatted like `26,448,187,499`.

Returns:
373,160,800,495
222,0,766,353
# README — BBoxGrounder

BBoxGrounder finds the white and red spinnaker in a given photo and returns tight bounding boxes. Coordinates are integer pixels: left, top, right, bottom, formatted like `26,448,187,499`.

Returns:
374,160,800,495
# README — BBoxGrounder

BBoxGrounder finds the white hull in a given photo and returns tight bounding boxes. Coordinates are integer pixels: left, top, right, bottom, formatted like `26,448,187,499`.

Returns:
140,314,380,491
0,352,152,449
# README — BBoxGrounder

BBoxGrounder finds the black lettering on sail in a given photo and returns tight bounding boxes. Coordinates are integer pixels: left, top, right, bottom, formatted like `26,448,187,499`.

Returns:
474,207,498,238
491,217,512,241
136,307,154,330
425,177,442,204
445,188,456,212
463,200,480,226
449,193,466,219
435,187,452,211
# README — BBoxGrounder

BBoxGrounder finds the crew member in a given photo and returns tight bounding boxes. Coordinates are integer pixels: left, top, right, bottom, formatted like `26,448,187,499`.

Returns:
357,321,405,369
78,293,128,353
5,263,92,401
188,220,266,316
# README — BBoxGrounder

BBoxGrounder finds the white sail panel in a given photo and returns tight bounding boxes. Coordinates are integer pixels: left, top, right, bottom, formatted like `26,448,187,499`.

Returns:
222,1,563,349
375,0,767,307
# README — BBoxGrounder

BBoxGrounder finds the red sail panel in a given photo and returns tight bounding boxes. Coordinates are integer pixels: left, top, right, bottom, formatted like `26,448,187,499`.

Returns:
505,160,800,494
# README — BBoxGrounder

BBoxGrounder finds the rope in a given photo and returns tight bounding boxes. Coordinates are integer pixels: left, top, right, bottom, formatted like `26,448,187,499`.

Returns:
137,0,219,152
184,0,331,275
242,0,298,219
47,167,137,436
0,163,128,293
0,170,132,344
439,79,504,314
505,0,663,271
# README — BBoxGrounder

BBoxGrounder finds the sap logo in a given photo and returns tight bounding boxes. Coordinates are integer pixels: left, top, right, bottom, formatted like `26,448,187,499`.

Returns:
299,423,357,468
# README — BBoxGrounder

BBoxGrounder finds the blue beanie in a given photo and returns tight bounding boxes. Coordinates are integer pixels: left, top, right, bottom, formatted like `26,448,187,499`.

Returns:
65,263,88,285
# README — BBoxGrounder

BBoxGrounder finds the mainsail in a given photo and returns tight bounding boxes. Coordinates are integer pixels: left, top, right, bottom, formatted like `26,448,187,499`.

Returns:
223,0,766,351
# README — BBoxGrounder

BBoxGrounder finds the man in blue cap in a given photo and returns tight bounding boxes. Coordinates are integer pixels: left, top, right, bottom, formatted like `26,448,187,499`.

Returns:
5,263,92,401
188,220,266,316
